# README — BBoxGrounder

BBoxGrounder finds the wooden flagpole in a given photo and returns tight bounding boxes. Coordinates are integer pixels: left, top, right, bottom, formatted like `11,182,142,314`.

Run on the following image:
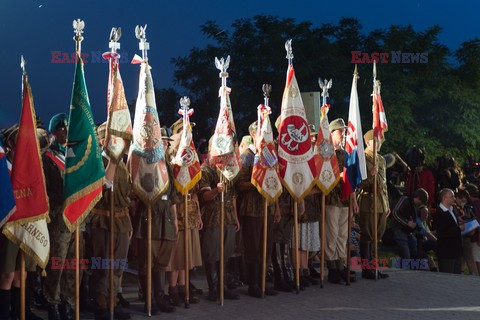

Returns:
320,194,325,288
20,252,25,320
219,177,225,306
346,194,353,285
184,193,190,308
109,186,115,319
75,227,80,320
147,205,152,316
293,200,300,293
373,137,378,281
261,198,268,298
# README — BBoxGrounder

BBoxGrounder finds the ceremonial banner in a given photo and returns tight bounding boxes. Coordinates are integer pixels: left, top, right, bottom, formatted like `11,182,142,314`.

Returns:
128,57,169,205
103,52,133,163
0,141,15,228
373,81,388,141
314,104,341,195
277,65,317,201
172,107,202,195
63,55,105,231
210,80,241,182
341,69,367,201
3,71,50,268
252,104,282,203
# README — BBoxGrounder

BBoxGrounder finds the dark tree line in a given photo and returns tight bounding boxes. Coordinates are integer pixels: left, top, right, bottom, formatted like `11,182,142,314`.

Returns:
151,15,480,165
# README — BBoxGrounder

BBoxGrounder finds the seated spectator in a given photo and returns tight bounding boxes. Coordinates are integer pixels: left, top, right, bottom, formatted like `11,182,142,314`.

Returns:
415,205,437,271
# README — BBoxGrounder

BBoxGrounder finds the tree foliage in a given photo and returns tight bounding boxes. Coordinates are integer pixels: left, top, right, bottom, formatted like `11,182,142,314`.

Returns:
169,15,480,164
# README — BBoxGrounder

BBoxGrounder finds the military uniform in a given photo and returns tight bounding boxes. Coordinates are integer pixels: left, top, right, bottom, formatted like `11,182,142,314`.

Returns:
42,140,83,317
357,137,389,279
90,156,132,313
133,163,179,310
198,165,238,300
235,147,276,297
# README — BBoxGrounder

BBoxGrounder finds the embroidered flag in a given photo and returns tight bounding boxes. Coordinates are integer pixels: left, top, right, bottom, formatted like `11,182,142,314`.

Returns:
103,51,133,163
63,54,105,231
3,69,50,269
314,104,341,195
128,56,169,205
172,103,202,195
277,65,317,201
341,67,367,201
252,104,282,203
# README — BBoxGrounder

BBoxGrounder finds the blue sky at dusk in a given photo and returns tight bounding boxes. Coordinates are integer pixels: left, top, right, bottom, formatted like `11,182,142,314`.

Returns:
0,0,479,128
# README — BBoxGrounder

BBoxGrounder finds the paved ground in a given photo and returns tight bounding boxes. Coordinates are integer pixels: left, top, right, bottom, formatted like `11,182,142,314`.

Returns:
34,268,480,320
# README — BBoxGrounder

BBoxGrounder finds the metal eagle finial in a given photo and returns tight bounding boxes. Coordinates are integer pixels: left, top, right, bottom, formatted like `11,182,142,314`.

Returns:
73,19,85,53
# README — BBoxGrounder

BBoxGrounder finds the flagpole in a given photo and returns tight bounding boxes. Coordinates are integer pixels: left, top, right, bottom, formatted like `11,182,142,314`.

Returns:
285,39,299,293
106,28,121,320
261,198,268,298
109,183,115,319
346,194,353,285
19,57,26,320
293,201,300,293
372,61,379,281
219,175,225,306
184,193,190,308
20,251,25,320
147,205,152,316
73,19,84,320
320,194,325,288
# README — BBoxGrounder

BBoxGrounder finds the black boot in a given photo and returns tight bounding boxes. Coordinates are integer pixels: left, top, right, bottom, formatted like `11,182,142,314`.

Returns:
59,301,73,320
204,262,218,301
302,268,319,285
247,263,262,298
280,243,299,291
360,242,376,280
0,289,11,320
113,304,131,320
10,287,19,320
178,285,199,304
217,261,240,300
327,261,341,284
47,304,61,320
168,286,181,307
152,273,175,313
117,293,130,308
273,243,293,292
138,274,158,315
25,273,42,320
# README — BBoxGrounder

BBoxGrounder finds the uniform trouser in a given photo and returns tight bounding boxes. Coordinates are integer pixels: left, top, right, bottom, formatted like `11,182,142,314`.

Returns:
90,228,130,309
201,225,236,264
242,215,273,286
438,257,462,274
137,238,175,275
44,231,84,305
325,206,349,261
359,211,387,245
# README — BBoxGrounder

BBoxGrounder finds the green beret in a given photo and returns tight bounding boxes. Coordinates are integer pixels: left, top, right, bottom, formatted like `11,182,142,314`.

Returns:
48,113,68,133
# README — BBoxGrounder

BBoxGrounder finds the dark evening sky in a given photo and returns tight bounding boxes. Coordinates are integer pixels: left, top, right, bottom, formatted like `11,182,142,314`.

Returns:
0,0,479,128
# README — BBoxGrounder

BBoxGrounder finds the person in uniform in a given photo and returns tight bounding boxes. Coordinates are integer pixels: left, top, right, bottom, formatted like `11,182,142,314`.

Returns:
325,118,357,283
165,132,203,306
357,129,390,280
43,113,81,320
89,123,132,320
133,130,178,314
0,125,41,320
235,122,279,298
198,138,240,302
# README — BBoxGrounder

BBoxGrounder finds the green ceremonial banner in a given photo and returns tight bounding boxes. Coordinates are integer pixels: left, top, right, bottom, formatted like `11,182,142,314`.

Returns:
63,56,105,232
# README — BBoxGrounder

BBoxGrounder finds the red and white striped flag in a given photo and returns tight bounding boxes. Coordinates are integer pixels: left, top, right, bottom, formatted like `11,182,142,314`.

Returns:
373,83,388,141
252,104,282,203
